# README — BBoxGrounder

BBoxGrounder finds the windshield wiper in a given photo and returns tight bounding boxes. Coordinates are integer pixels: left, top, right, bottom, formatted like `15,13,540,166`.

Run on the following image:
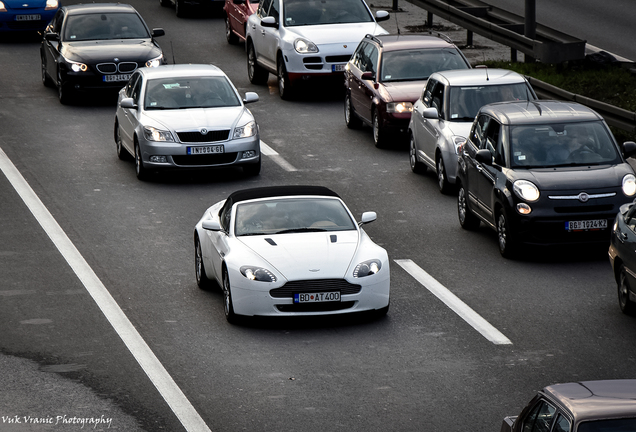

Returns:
274,228,328,234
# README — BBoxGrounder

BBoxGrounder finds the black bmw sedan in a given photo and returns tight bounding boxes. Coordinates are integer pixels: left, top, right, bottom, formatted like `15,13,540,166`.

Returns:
456,100,636,258
40,3,166,104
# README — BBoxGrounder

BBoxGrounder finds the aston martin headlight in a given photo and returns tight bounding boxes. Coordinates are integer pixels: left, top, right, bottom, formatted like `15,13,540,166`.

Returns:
513,180,540,202
234,121,256,139
145,55,163,68
45,0,58,10
623,174,636,196
294,38,318,53
386,102,413,114
353,259,382,278
240,266,277,282
143,126,173,142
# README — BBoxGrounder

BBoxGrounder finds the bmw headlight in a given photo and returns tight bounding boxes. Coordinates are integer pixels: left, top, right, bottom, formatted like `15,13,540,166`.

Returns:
240,266,277,282
452,135,467,154
45,0,58,10
353,259,382,278
513,180,540,202
64,57,88,72
145,55,163,68
294,38,318,53
623,174,636,196
234,121,256,139
143,126,173,142
386,102,413,114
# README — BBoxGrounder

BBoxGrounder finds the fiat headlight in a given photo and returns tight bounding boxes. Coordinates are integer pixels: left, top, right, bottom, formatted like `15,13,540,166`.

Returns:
623,174,636,196
143,126,173,142
513,180,540,202
353,259,382,278
386,102,413,114
240,266,276,282
145,55,163,68
294,38,318,53
234,121,256,139
45,0,58,10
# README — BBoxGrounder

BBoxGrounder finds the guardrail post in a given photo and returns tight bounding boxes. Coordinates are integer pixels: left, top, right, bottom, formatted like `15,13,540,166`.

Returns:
467,30,473,46
525,0,536,62
393,0,399,10
427,11,433,27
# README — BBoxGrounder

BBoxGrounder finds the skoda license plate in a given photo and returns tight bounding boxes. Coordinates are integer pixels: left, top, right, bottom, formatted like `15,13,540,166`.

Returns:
103,74,131,82
294,292,340,303
332,64,346,72
187,145,223,155
566,219,607,231
16,14,40,21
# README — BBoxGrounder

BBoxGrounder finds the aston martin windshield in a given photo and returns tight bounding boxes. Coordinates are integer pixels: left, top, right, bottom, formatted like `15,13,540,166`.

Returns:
64,13,150,41
144,77,241,110
448,83,531,121
283,0,374,26
235,198,357,236
380,49,469,82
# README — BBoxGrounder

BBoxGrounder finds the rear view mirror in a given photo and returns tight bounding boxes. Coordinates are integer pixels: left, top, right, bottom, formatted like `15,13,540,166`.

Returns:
476,149,493,165
422,107,439,119
261,16,278,28
623,141,636,158
120,98,137,109
152,28,165,37
243,92,259,104
375,11,390,22
202,220,222,231
361,72,374,81
359,211,377,226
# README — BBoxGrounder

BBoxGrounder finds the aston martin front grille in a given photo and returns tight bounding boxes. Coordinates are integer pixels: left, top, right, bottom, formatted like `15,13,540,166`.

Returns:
270,279,361,298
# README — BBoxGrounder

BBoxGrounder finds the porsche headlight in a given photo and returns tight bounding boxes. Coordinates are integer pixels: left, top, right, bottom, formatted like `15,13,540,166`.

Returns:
45,0,58,10
294,38,318,53
234,121,256,139
143,126,173,142
513,180,540,202
145,55,163,68
240,266,277,282
623,174,636,196
386,102,413,114
353,259,382,278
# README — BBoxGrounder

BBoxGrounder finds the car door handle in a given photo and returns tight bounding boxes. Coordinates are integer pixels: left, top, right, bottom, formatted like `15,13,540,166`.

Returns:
618,231,628,243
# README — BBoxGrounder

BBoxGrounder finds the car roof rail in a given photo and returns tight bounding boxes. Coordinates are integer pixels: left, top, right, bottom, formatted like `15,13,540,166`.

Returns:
363,33,383,47
424,30,454,44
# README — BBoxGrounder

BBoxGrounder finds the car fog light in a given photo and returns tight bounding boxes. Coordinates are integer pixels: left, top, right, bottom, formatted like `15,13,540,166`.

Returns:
516,203,532,215
242,150,256,159
149,155,167,163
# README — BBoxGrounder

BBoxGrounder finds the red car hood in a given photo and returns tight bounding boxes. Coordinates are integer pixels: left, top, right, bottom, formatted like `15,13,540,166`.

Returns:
382,80,427,103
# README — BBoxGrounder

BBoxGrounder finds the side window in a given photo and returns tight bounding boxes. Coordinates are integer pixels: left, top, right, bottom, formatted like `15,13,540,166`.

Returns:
53,10,64,34
552,414,571,432
131,75,143,104
125,72,140,98
269,0,279,21
350,42,366,70
625,205,636,232
471,115,490,149
360,43,378,75
422,79,436,106
522,400,557,432
431,83,444,118
485,120,502,163
219,204,232,232
259,0,272,18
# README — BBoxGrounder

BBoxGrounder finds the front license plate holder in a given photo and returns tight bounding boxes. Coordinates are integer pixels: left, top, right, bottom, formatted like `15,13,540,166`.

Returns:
332,64,346,72
16,14,41,21
565,219,608,231
294,291,341,303
187,145,224,155
103,74,131,82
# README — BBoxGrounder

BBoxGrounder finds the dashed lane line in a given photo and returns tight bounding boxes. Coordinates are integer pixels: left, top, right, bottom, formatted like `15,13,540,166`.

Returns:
260,140,297,172
0,147,212,432
394,259,512,345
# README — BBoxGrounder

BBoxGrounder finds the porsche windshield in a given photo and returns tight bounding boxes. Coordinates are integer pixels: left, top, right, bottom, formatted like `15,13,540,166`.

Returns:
144,77,240,110
448,83,532,121
234,198,357,236
64,13,149,41
283,0,373,26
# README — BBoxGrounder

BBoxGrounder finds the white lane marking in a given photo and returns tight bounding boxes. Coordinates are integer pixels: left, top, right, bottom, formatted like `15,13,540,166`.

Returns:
394,259,512,345
0,147,212,432
260,140,297,172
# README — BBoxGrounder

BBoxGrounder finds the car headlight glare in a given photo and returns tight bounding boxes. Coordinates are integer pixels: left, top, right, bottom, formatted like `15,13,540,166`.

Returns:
353,259,382,278
240,266,277,282
145,55,163,68
386,102,413,114
69,61,88,72
0,2,6,12
623,174,636,196
143,126,173,142
45,0,58,10
234,121,256,139
294,38,318,53
513,180,540,202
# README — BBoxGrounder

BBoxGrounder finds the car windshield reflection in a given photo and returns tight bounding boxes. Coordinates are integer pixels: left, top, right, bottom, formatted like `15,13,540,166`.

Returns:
234,198,357,236
64,13,149,41
144,77,241,110
448,83,531,121
380,49,468,82
283,0,373,26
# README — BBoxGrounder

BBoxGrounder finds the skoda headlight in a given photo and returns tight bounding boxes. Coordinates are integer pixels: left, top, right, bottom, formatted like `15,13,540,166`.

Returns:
513,180,540,202
240,266,277,282
143,126,173,142
234,121,256,139
294,38,318,53
145,55,163,68
623,174,636,196
45,0,58,10
353,259,382,278
386,102,413,114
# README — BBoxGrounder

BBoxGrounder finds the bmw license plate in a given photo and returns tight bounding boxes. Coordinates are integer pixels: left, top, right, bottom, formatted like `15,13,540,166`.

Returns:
332,64,346,72
565,219,608,231
16,14,41,21
103,74,131,82
187,145,224,155
294,292,340,303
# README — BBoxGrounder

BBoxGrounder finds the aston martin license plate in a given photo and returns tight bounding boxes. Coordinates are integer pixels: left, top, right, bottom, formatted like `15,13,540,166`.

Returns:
16,14,41,21
332,64,346,72
294,292,340,303
565,219,607,231
103,74,131,82
187,145,224,155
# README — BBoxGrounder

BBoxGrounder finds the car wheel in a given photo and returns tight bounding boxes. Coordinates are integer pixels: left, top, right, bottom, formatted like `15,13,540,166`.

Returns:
175,0,187,17
41,57,53,88
277,58,294,100
134,140,148,180
242,156,261,176
344,92,362,129
247,41,269,85
372,110,388,148
457,183,480,230
618,265,636,315
436,155,452,194
222,269,238,323
57,70,73,105
225,15,238,44
114,120,131,161
409,134,426,174
497,210,517,258
195,238,214,290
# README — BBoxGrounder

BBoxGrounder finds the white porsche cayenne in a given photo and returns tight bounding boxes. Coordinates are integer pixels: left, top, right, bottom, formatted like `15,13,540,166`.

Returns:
194,186,390,323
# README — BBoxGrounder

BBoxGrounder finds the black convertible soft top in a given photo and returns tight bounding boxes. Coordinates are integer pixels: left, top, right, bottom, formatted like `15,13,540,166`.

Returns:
220,185,340,215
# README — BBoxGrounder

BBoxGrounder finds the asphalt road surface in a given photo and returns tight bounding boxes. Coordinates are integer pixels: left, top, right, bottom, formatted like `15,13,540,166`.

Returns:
1,1,635,431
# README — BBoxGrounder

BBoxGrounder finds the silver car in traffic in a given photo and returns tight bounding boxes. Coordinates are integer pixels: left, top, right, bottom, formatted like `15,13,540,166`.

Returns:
114,64,261,180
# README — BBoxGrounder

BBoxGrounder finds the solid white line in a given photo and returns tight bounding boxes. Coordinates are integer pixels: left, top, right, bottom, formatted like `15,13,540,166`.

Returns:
0,147,212,432
260,140,297,172
394,259,512,345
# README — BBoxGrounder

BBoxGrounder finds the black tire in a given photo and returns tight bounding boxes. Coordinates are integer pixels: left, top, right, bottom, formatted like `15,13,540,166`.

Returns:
277,57,294,100
344,92,362,129
225,15,239,44
242,156,261,176
436,155,452,194
372,109,388,148
618,264,636,315
496,209,517,258
41,57,53,88
247,41,269,85
457,183,480,230
114,120,131,161
57,69,73,105
195,238,214,290
409,134,426,174
175,0,187,17
134,140,148,180
222,269,238,323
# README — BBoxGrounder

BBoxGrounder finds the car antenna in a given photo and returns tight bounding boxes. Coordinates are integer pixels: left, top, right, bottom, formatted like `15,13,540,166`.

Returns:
170,40,176,64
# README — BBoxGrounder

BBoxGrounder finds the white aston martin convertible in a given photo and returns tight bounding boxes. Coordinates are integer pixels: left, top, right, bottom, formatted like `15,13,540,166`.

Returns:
193,186,390,323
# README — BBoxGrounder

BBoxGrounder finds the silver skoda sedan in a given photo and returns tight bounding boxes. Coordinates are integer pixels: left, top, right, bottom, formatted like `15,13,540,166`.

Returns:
114,64,261,180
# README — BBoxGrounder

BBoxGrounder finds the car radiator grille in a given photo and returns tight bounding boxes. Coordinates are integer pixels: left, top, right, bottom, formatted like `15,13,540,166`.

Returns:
325,55,352,63
172,153,238,166
177,130,230,143
276,301,356,313
553,204,614,213
270,279,362,298
96,62,138,74
7,20,46,30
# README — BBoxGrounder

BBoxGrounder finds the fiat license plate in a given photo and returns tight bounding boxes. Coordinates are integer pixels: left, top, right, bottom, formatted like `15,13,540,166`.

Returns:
103,74,131,82
16,14,41,21
332,64,346,72
187,145,223,155
294,292,340,303
566,219,607,231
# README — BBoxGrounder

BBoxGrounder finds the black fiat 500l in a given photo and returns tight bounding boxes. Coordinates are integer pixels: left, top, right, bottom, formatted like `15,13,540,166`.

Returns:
40,3,165,104
457,100,636,258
